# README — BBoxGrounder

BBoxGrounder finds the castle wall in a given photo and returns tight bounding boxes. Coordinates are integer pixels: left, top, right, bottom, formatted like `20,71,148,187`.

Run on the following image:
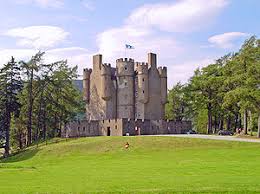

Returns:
62,120,100,137
99,119,123,136
61,119,192,137
121,119,191,136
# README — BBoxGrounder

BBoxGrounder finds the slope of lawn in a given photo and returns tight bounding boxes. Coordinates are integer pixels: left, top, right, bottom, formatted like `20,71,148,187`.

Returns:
1,136,260,194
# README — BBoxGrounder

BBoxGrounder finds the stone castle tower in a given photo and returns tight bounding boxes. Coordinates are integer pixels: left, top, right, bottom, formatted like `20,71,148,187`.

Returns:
83,53,168,121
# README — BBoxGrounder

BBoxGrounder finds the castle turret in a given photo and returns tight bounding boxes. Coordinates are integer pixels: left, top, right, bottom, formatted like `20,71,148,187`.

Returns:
116,58,135,118
100,63,112,101
148,53,157,69
93,54,102,71
158,67,167,104
136,62,149,104
83,68,92,104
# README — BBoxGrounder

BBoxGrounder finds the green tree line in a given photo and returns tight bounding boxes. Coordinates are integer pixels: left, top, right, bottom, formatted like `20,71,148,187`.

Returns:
166,36,260,136
0,52,84,157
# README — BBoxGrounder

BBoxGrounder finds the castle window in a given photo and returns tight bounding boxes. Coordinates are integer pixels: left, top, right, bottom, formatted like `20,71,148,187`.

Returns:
142,90,144,94
124,67,127,71
78,127,80,131
83,127,86,131
115,125,117,129
125,82,127,86
142,78,144,82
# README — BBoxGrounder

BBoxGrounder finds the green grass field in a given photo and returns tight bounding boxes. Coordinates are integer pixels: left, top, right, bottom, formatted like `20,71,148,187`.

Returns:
1,136,260,194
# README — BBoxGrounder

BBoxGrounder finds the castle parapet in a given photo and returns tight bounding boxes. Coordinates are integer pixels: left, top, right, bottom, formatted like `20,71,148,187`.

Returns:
135,62,148,74
116,58,134,76
116,58,134,63
158,66,167,78
101,63,112,75
136,62,149,104
158,66,167,105
100,63,112,101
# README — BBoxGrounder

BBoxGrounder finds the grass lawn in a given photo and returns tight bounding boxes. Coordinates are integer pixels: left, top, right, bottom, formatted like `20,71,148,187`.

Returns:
1,136,260,194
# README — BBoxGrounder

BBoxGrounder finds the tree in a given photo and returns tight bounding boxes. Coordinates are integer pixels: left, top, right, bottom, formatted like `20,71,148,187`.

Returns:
188,64,224,134
0,57,23,157
20,52,43,145
222,36,260,135
166,83,188,121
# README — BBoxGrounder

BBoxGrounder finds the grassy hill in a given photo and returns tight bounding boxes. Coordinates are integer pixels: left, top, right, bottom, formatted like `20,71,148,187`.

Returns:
1,136,260,194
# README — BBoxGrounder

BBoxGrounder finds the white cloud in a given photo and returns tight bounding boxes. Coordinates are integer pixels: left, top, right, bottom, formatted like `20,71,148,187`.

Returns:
4,26,69,49
168,58,215,86
97,26,152,59
81,0,95,10
126,0,229,32
0,48,36,65
97,25,184,68
16,0,64,8
44,47,92,75
0,47,92,77
208,32,249,48
96,0,229,87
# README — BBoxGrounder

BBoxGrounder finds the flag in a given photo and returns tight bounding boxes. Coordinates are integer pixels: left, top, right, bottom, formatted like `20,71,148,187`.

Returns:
125,44,134,49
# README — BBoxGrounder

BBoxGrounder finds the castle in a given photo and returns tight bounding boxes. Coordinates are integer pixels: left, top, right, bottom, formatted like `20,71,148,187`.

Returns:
61,53,191,137
84,53,167,120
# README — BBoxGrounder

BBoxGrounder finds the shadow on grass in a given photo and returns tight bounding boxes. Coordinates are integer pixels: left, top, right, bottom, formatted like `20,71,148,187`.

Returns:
0,148,39,163
0,138,73,163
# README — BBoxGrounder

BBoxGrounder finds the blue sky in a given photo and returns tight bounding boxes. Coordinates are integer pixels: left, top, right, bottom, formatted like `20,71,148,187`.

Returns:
0,0,259,87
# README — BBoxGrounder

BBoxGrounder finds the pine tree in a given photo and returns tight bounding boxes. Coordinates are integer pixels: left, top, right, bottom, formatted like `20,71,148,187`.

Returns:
0,57,23,157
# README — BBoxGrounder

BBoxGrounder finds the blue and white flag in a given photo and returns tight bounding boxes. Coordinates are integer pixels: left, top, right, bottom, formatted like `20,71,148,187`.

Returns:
125,44,134,49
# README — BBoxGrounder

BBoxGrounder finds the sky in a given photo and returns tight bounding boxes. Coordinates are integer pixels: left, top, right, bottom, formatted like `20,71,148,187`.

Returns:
0,0,259,87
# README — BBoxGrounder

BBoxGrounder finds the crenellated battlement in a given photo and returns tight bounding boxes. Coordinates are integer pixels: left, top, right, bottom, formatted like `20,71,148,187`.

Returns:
158,66,167,78
116,58,134,63
116,58,135,76
101,63,112,75
135,62,148,74
83,68,92,79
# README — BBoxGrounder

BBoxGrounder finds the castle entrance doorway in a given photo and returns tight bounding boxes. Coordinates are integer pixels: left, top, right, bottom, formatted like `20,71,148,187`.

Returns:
107,127,111,136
